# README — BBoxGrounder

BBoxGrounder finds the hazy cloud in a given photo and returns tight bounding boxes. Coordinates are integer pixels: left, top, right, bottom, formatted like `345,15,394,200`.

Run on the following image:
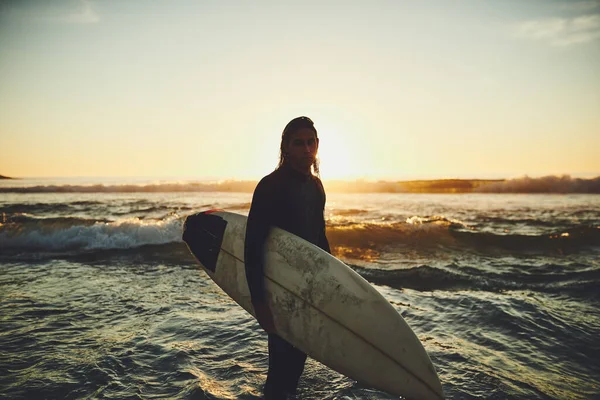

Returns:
515,13,600,46
68,0,98,24
558,1,600,12
45,0,99,24
3,0,99,25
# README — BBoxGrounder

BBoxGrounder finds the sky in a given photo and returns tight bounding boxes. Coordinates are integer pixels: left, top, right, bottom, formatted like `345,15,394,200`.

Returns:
0,0,599,181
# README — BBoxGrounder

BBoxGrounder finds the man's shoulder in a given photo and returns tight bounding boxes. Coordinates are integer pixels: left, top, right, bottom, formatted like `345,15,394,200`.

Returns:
254,169,284,193
313,175,325,191
258,169,283,185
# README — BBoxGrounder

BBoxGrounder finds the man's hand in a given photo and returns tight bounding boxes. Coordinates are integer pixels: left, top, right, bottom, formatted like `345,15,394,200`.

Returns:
253,301,276,334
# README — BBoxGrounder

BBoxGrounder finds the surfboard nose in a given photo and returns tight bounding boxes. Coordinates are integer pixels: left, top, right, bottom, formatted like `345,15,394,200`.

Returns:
182,211,227,273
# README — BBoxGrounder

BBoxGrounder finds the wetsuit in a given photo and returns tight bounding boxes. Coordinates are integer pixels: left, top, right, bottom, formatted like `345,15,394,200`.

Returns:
244,163,330,399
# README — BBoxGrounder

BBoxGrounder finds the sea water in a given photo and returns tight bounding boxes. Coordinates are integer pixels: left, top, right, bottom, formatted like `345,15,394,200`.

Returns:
1,178,599,399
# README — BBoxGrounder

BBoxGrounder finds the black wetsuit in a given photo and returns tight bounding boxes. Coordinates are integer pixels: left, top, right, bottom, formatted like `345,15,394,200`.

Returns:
244,163,330,399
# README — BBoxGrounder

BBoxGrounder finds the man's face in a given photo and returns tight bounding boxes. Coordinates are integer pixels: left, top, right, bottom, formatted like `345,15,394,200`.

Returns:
284,128,319,171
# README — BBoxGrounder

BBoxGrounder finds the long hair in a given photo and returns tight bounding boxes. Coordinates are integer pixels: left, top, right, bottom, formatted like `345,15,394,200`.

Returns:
276,116,320,176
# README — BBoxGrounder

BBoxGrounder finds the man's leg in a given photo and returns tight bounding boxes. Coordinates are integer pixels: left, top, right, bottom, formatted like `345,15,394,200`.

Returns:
282,341,307,396
264,334,307,399
264,334,289,399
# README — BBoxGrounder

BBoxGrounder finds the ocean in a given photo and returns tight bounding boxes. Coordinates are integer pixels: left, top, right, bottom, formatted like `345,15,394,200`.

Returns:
1,177,599,399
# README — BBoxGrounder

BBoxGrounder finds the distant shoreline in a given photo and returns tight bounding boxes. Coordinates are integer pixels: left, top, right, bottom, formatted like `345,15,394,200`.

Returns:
326,179,505,194
0,175,14,179
0,176,598,193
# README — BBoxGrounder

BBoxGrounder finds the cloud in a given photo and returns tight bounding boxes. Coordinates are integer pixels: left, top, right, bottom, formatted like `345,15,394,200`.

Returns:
45,0,99,24
558,1,600,12
3,0,99,25
515,13,600,46
62,0,99,24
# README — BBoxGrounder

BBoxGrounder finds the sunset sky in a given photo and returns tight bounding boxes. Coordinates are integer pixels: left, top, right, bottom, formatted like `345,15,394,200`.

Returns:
1,0,599,181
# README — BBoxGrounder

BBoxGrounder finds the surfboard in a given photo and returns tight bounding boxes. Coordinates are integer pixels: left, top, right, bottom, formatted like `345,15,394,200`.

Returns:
182,210,444,400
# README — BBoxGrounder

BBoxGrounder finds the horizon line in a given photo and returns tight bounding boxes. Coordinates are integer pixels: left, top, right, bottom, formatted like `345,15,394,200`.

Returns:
2,173,600,182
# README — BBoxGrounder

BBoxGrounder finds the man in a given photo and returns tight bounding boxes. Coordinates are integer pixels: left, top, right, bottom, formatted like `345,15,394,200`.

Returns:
244,116,330,399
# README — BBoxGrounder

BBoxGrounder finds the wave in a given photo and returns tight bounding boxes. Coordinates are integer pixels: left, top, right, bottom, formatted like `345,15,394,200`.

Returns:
475,175,600,193
6,214,111,226
331,208,369,216
6,239,596,295
1,203,87,215
112,205,193,216
353,264,474,291
326,219,600,259
0,181,258,193
0,215,184,252
472,216,580,228
349,264,600,295
2,215,598,295
326,219,458,249
0,203,195,219
453,226,600,253
2,214,598,258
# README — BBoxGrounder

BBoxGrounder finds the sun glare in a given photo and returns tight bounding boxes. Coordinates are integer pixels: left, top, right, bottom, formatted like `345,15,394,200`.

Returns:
316,123,362,181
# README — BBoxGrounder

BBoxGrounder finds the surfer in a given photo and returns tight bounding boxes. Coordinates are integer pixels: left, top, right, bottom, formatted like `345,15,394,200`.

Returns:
245,116,331,399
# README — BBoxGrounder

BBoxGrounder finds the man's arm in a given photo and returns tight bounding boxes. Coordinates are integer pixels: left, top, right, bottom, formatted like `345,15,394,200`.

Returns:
316,178,331,254
244,177,274,305
318,220,331,254
245,177,277,333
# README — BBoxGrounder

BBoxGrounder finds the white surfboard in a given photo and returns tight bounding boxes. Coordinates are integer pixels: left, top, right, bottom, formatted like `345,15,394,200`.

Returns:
182,210,444,400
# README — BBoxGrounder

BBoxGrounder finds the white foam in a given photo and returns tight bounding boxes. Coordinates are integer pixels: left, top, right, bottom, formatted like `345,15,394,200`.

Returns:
476,175,600,193
0,181,257,193
0,215,184,251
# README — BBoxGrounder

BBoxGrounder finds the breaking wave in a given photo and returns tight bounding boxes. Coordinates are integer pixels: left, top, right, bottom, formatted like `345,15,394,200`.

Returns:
0,215,184,252
2,215,598,261
0,181,257,193
476,175,600,193
327,219,600,255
